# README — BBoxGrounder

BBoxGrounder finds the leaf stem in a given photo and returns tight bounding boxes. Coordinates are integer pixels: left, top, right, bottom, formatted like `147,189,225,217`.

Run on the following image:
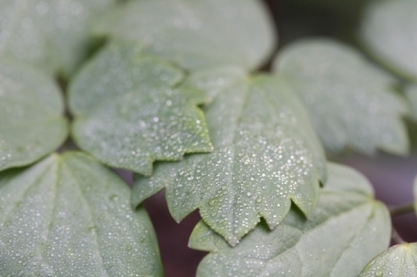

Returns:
389,203,415,217
391,228,406,244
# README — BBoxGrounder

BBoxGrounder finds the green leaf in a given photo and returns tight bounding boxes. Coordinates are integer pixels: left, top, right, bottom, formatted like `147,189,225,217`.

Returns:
0,152,163,276
190,163,391,277
93,0,276,71
359,0,417,80
0,61,68,171
405,83,417,121
274,39,409,155
133,67,326,246
360,244,417,277
69,42,212,176
0,0,116,76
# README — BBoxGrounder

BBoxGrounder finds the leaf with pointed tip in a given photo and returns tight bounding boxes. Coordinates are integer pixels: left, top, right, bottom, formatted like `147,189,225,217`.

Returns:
69,42,212,176
406,84,417,121
359,0,417,80
93,0,276,71
274,39,409,155
0,152,163,276
360,244,417,277
0,0,117,76
133,67,326,246
0,61,68,171
190,163,391,277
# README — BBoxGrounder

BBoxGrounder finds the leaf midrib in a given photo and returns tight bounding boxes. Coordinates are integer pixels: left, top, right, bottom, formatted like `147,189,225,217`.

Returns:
61,161,110,277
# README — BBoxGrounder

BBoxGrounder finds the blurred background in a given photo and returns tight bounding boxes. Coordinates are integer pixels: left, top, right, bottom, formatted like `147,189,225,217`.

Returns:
119,1,417,276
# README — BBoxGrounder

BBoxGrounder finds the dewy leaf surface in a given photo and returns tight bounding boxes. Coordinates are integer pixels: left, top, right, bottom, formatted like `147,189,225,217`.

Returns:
189,163,391,277
360,244,417,277
0,60,68,171
69,42,212,176
274,39,409,155
0,152,163,276
93,0,276,71
406,83,417,121
359,0,417,80
0,0,116,76
133,67,326,246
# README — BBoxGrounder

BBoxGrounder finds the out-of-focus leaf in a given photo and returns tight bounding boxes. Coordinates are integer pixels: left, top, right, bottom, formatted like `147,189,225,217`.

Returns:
133,67,326,246
69,42,212,176
275,39,409,155
93,0,276,71
0,152,163,276
0,0,116,76
190,163,391,277
359,0,417,80
406,83,417,121
0,60,68,171
360,244,417,277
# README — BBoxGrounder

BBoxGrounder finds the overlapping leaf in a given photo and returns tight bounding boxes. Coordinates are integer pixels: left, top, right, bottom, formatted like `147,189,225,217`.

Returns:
406,83,417,121
133,67,326,246
359,0,417,80
0,61,68,171
274,39,409,155
93,0,276,71
189,163,391,277
0,152,163,276
0,0,116,76
360,244,417,277
69,42,212,176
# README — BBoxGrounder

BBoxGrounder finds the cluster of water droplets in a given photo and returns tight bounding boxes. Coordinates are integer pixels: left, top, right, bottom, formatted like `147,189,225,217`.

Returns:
0,154,162,276
69,42,212,176
191,165,391,277
134,68,326,246
359,243,417,277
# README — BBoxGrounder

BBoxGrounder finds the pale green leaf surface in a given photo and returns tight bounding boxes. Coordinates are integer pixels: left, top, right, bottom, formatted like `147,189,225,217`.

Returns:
93,0,276,71
0,152,162,276
69,42,212,176
360,244,417,277
274,39,409,155
359,0,417,80
406,83,417,121
0,61,68,171
133,67,326,246
190,163,391,277
0,0,116,76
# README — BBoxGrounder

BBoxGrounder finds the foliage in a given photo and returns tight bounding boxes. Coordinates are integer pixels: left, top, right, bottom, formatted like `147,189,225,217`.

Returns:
1,0,417,276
